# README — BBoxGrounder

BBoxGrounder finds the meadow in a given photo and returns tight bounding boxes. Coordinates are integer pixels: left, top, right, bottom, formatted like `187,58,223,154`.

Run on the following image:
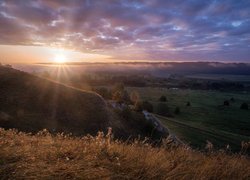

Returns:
127,87,250,151
186,74,250,82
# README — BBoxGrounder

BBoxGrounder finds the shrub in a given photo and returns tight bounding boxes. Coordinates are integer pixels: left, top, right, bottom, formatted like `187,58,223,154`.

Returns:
174,107,180,114
119,107,132,119
112,83,125,93
112,91,123,103
142,101,154,112
157,103,169,116
112,83,130,104
135,101,153,112
122,90,131,104
224,100,230,106
134,101,143,112
112,89,130,104
159,95,167,102
240,103,248,110
5,64,12,68
130,91,140,105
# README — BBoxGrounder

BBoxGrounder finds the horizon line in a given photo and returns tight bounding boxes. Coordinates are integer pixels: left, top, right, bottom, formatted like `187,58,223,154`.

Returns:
7,60,249,65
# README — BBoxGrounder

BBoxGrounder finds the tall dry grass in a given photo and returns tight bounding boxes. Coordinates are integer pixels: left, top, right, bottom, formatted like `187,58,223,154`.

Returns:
0,128,249,179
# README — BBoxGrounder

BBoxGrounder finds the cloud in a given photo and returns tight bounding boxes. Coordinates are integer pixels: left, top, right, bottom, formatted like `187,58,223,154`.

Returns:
0,0,250,61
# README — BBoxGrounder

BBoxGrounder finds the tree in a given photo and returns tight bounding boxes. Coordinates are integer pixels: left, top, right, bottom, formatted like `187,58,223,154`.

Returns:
135,101,153,112
130,91,140,105
159,95,167,102
224,100,230,106
142,101,154,112
135,101,143,112
121,90,131,104
174,107,180,114
112,83,130,104
157,103,169,116
112,91,123,103
186,101,191,106
240,103,248,110
112,83,125,94
5,64,12,68
112,89,130,104
119,106,132,119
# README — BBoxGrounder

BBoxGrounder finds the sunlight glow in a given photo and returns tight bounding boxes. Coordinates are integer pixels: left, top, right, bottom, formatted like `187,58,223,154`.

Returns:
53,54,67,64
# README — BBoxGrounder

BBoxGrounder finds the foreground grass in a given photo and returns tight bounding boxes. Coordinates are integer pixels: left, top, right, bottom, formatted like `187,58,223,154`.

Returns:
0,128,250,179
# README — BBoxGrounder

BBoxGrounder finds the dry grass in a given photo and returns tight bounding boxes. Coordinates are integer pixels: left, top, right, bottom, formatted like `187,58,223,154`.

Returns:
0,128,249,180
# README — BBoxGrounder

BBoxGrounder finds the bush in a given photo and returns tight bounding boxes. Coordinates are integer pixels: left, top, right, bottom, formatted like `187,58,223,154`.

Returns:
130,91,140,105
112,90,130,104
112,91,123,103
157,103,169,116
112,83,130,104
142,101,154,112
119,107,132,119
112,83,125,93
135,101,154,112
224,100,230,106
240,103,248,110
159,95,167,102
5,64,12,68
174,107,180,114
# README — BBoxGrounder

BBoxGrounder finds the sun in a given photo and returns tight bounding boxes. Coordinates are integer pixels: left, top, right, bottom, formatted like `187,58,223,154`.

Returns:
53,54,66,64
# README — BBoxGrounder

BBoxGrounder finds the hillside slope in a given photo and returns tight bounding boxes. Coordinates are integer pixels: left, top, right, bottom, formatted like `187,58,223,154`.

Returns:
0,66,111,135
0,128,249,179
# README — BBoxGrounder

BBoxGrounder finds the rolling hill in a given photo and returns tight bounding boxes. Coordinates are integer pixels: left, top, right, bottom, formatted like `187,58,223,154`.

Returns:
0,65,168,140
0,65,114,135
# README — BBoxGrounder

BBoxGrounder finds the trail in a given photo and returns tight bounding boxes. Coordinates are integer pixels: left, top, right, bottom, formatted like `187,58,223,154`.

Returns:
143,111,185,145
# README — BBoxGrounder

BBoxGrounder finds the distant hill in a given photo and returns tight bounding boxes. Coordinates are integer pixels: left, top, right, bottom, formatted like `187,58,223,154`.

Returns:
29,61,250,76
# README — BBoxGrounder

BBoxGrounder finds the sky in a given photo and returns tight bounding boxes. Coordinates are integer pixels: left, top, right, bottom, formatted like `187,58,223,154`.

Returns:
0,0,250,63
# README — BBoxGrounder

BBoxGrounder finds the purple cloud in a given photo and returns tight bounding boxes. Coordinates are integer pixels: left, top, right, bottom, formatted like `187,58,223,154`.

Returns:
0,0,249,62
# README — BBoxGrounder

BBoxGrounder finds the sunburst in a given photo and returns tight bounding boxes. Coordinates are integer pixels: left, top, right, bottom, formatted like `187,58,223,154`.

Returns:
53,54,66,64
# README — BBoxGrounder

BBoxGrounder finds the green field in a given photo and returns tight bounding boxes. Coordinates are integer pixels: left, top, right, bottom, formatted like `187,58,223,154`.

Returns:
186,74,250,82
128,87,250,151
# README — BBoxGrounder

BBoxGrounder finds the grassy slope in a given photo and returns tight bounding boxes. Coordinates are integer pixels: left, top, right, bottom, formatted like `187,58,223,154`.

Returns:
156,114,249,151
0,66,165,140
128,87,250,150
0,128,249,179
0,66,111,135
